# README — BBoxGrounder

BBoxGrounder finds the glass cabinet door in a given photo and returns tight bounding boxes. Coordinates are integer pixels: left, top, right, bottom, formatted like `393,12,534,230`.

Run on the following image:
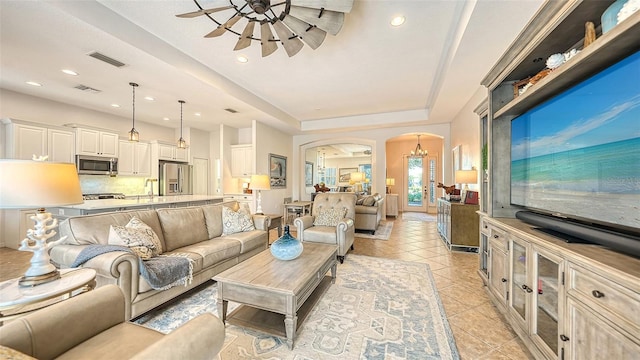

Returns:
510,239,529,328
533,249,562,358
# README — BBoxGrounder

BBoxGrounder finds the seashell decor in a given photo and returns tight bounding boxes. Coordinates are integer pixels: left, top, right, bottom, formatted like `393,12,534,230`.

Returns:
618,0,640,24
546,53,565,69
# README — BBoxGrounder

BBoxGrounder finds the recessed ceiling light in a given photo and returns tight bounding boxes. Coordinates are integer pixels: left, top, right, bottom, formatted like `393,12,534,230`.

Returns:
111,104,120,108
237,55,249,63
391,16,405,26
144,96,155,101
61,69,78,76
163,117,170,121
26,81,42,87
194,112,201,116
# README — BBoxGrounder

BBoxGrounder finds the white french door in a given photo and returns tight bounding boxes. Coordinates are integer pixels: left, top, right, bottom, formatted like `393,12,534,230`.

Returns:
402,154,438,213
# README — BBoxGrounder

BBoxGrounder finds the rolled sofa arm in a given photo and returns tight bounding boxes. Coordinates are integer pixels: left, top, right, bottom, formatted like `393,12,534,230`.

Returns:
132,313,225,360
252,214,270,231
50,245,140,319
0,285,125,359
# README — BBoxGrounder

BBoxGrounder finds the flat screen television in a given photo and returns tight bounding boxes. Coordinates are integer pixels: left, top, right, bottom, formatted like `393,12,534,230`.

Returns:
510,50,640,257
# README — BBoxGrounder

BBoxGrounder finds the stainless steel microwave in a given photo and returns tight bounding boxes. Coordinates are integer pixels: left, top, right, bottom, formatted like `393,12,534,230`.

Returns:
76,155,118,176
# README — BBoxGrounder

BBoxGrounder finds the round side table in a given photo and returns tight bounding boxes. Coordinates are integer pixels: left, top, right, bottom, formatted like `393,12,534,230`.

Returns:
0,268,96,325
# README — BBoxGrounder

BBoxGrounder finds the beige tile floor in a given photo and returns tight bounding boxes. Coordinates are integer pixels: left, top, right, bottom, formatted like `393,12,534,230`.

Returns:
0,213,533,359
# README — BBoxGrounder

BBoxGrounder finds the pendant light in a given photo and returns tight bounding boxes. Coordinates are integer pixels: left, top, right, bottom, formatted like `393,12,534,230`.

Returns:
411,134,427,157
128,82,139,142
177,100,187,149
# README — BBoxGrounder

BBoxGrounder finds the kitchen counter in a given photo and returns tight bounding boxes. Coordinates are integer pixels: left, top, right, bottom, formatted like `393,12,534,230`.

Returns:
51,195,225,217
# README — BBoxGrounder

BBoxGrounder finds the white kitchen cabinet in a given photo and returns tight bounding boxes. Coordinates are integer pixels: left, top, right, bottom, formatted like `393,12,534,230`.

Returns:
118,140,151,176
230,144,252,177
47,129,75,163
2,119,74,162
155,142,189,162
76,128,118,157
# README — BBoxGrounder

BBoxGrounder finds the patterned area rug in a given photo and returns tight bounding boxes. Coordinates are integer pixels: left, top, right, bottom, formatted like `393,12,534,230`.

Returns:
402,212,437,222
135,255,459,359
354,220,393,240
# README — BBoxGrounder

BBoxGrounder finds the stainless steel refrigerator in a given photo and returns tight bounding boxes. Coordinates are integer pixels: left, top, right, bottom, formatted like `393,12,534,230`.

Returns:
159,161,193,196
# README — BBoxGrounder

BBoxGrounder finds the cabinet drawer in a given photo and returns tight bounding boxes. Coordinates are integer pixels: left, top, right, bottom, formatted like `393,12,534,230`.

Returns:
567,263,640,333
480,217,490,235
487,225,508,252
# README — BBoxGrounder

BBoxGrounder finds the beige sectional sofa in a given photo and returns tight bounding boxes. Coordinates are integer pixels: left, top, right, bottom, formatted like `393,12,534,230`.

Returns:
354,193,384,234
50,201,269,319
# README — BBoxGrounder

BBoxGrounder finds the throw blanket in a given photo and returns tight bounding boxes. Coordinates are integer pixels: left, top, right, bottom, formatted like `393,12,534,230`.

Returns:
71,245,193,290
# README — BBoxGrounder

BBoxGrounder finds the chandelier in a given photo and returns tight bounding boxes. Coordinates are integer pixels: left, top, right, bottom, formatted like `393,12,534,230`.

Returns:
176,0,354,57
411,135,427,157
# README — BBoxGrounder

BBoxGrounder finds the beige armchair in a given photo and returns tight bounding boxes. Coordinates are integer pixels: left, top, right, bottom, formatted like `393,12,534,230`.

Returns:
0,284,225,360
294,193,356,263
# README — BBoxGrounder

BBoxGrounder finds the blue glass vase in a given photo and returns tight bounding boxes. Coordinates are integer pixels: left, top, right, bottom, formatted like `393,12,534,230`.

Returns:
270,225,303,260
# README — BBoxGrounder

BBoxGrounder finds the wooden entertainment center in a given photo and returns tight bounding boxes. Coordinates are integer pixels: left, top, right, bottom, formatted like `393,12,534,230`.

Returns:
477,1,640,359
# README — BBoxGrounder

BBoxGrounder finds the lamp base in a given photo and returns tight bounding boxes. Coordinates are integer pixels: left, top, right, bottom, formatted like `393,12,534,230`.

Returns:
19,269,60,287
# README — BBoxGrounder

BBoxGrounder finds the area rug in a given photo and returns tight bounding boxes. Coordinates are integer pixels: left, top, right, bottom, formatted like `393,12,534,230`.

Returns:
135,255,459,360
354,220,393,240
402,212,437,222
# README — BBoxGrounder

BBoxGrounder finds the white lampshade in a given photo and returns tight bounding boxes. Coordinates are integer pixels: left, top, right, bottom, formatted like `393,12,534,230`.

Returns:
249,174,271,191
0,160,83,208
455,169,478,185
350,172,365,182
386,178,395,186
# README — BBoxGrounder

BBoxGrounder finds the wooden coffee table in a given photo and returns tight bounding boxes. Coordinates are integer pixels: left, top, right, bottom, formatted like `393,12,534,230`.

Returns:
213,242,338,349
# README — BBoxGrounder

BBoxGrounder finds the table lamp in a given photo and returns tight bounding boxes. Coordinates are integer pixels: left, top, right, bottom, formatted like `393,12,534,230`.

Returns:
0,159,83,286
455,168,478,202
249,174,270,214
386,178,395,194
350,172,365,193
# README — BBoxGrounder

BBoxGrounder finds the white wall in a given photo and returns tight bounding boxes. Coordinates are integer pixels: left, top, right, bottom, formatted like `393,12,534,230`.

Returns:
450,87,484,192
255,120,292,216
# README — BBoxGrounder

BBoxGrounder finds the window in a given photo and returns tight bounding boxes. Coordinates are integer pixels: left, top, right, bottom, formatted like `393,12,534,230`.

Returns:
319,167,337,187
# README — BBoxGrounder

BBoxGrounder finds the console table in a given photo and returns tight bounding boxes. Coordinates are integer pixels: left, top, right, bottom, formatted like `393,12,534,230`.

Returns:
436,198,479,251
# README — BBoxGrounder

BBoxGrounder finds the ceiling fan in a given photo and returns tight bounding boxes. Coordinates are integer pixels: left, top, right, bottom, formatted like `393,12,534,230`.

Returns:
176,0,354,57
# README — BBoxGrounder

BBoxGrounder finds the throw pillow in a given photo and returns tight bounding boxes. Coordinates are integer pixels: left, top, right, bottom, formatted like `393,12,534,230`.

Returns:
363,195,377,206
222,205,256,235
127,216,163,255
356,196,365,205
108,217,162,259
313,207,347,227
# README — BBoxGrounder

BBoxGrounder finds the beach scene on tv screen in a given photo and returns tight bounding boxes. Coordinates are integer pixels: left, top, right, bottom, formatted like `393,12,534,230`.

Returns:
511,51,640,230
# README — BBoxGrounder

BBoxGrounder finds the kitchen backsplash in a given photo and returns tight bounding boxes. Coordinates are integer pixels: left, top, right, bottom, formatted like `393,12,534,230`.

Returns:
79,175,150,195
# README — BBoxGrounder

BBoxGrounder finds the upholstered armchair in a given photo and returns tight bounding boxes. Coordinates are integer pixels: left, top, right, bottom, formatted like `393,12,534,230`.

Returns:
294,193,356,263
0,284,225,360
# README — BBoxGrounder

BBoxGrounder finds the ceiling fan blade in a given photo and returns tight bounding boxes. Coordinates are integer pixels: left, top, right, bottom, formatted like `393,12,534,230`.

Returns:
282,15,326,50
205,15,242,38
288,5,344,35
260,22,278,57
290,0,354,13
272,20,304,57
176,5,234,18
234,21,256,50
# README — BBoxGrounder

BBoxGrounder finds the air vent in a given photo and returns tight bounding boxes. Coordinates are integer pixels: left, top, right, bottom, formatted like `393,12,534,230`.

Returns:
74,84,101,94
224,108,238,113
87,51,126,68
